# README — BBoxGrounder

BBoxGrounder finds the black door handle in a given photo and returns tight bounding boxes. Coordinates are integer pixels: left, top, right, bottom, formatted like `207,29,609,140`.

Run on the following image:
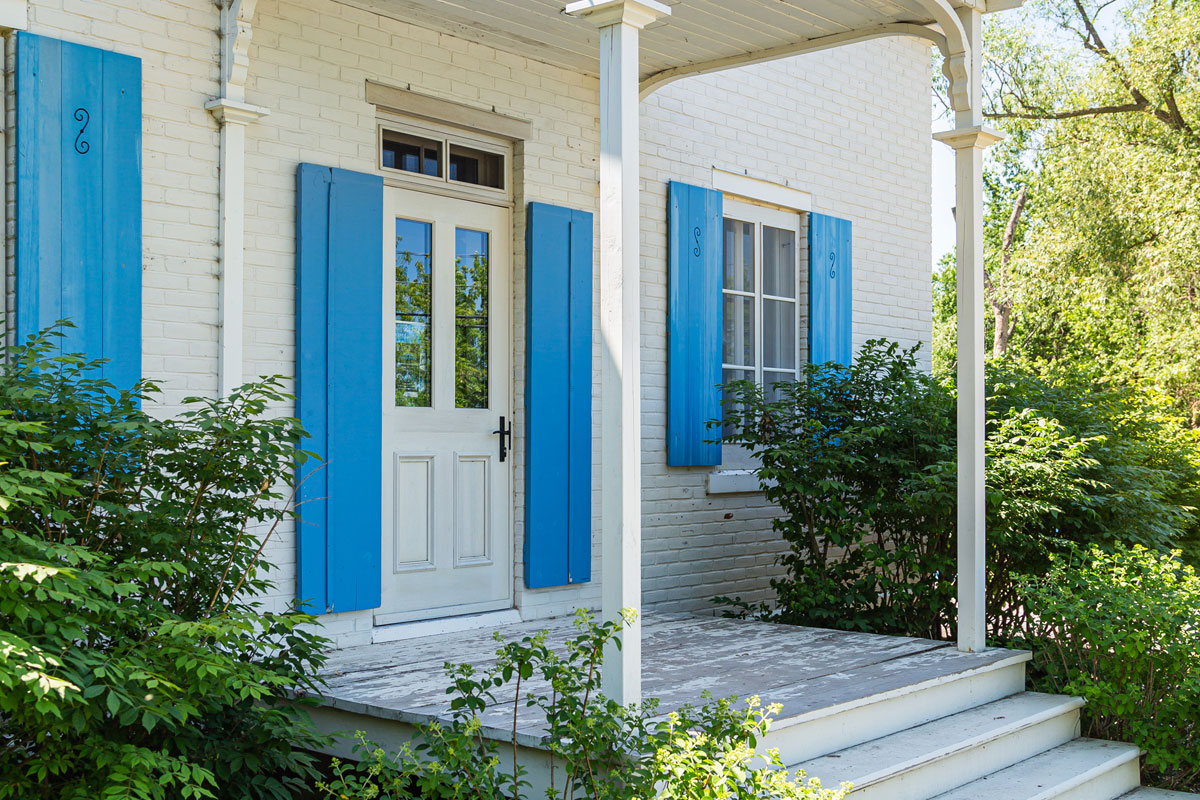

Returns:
493,415,513,462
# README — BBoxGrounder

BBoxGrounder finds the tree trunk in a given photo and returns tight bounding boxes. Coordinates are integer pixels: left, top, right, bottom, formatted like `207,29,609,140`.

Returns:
988,186,1028,357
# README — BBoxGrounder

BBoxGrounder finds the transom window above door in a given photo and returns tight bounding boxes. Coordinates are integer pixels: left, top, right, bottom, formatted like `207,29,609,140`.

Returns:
721,199,805,400
378,116,510,201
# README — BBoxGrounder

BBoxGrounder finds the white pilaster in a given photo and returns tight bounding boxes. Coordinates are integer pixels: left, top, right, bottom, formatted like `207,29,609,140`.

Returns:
565,0,669,706
934,6,1002,653
206,0,267,398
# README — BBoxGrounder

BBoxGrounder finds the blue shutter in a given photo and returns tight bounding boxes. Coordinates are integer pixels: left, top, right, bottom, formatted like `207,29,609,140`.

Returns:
667,181,723,467
16,33,141,390
296,164,384,614
525,202,592,589
808,213,853,365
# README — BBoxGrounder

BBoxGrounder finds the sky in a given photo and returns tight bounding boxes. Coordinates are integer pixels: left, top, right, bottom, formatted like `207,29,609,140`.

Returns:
931,134,956,267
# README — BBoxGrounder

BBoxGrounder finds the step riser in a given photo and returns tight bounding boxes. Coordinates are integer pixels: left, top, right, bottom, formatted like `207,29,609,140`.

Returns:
849,708,1082,800
766,661,1027,765
1055,758,1141,800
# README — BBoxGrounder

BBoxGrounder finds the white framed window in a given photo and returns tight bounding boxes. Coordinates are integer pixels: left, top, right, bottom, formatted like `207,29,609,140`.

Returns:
719,199,804,473
376,115,512,206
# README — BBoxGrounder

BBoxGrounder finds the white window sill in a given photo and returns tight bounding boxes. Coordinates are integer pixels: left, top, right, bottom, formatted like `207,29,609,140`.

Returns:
706,469,775,495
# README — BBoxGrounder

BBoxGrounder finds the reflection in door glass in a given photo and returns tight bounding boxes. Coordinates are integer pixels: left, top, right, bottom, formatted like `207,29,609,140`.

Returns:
395,218,432,407
455,228,489,409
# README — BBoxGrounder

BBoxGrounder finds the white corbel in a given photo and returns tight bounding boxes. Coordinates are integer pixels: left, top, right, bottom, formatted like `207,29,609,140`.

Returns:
215,0,258,104
206,0,268,398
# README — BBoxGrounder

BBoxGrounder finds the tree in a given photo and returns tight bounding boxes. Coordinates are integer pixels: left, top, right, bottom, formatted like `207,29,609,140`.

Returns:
934,0,1200,423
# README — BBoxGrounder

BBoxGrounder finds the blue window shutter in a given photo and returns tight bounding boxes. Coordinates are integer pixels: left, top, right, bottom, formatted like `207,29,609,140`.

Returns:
667,181,723,467
525,202,592,589
808,213,853,365
16,33,142,390
296,164,384,614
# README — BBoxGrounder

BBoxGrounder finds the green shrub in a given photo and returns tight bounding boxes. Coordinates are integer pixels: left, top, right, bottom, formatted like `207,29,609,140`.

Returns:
0,332,330,800
315,611,847,800
719,341,958,638
719,340,1200,640
1009,545,1200,791
987,362,1200,561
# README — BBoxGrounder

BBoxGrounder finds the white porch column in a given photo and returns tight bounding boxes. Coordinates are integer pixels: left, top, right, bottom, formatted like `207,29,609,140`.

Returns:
566,0,669,706
934,8,1001,653
205,0,268,398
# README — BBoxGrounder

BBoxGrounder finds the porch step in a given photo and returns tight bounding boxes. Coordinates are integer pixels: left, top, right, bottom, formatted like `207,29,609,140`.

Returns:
762,648,1030,765
1121,790,1200,798
790,692,1084,800
929,739,1141,800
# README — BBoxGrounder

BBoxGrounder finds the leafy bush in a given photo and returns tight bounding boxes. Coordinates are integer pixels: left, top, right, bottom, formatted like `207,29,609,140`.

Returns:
0,332,330,800
315,611,847,800
719,340,957,638
1008,545,1200,791
719,340,1200,640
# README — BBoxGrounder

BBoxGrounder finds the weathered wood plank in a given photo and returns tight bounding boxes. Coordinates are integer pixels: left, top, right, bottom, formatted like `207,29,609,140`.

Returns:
315,613,1016,745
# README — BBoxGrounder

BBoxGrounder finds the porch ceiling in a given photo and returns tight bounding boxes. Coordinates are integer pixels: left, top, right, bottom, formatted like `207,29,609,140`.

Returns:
339,0,1009,86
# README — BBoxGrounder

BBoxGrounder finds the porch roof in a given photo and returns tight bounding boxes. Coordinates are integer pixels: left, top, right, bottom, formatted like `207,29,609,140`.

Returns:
341,0,1018,95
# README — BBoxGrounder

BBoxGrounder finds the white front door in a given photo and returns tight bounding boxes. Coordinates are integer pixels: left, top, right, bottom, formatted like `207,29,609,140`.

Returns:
377,187,513,625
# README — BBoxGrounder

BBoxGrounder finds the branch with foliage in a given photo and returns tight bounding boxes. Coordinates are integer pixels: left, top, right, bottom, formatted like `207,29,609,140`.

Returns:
316,611,848,800
0,329,330,800
1009,545,1200,791
718,340,1200,640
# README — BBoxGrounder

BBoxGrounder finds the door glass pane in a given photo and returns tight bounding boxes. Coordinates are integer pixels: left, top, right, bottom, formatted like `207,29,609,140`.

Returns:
395,218,432,407
763,226,796,298
723,293,755,366
723,219,754,292
455,228,489,409
763,299,796,370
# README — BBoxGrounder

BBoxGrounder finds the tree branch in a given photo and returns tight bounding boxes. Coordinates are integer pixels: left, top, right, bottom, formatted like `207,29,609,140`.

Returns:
1001,186,1030,274
988,1,1194,135
987,102,1150,122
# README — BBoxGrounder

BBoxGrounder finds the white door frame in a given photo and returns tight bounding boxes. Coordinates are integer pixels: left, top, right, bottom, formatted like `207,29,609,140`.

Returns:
375,187,515,627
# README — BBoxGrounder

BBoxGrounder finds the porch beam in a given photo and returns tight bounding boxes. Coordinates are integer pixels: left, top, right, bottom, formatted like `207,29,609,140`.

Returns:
933,7,1002,653
565,0,670,706
639,23,949,100
205,0,268,398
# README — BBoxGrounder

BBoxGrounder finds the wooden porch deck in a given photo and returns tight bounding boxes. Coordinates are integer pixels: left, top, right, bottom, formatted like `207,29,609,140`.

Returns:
315,612,1019,749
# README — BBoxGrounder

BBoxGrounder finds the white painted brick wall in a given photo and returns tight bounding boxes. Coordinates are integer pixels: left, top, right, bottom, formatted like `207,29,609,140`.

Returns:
13,0,931,647
639,41,934,615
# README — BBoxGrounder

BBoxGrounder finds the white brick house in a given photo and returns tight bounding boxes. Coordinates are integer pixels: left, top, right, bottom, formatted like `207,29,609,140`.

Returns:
11,3,1190,796
3,0,960,653
11,3,1186,797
